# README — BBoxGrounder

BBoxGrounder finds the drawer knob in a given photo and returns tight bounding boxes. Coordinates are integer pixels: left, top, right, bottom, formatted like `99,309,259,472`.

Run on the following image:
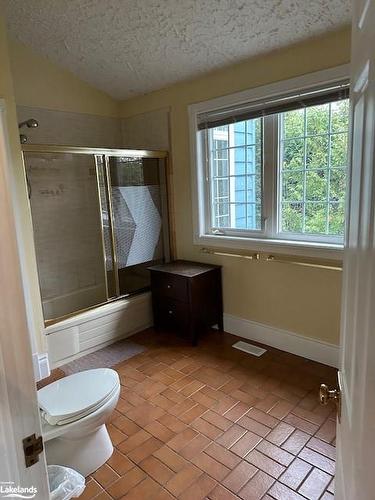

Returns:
167,284,172,289
168,310,173,315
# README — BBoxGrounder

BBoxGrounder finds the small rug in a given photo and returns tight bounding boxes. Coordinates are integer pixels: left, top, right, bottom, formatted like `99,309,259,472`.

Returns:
60,338,146,375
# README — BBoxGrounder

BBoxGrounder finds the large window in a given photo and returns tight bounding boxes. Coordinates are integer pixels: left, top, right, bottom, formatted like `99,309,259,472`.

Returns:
192,69,350,254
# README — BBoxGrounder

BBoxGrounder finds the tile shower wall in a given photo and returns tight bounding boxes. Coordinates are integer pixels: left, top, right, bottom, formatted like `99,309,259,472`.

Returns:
25,153,107,320
121,108,170,151
17,105,122,147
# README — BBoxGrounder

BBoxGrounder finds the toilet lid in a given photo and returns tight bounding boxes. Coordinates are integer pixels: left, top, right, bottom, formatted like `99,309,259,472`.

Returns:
38,368,120,424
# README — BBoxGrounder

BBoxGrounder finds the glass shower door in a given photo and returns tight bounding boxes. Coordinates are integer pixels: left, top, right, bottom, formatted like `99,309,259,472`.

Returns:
24,152,108,321
106,155,169,295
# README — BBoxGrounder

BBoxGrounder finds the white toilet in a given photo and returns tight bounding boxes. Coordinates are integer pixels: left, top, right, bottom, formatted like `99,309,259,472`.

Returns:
38,368,120,477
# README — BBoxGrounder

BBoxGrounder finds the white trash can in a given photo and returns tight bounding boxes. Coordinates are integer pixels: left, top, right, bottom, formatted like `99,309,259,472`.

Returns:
48,465,85,500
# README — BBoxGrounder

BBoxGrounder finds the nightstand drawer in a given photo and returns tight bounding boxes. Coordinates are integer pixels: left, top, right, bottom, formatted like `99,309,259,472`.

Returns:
151,272,188,302
153,297,189,331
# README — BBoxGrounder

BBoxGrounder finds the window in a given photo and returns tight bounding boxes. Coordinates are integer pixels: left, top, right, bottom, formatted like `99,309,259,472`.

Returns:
191,68,350,255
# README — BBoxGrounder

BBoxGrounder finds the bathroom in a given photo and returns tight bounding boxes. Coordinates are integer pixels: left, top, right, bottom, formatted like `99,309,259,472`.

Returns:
2,2,373,499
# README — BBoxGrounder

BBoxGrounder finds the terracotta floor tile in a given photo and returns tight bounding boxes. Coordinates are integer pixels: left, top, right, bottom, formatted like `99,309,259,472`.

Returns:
205,443,242,470
267,481,306,499
315,418,336,443
121,477,163,500
208,484,241,500
111,415,141,436
266,421,295,446
281,429,311,455
279,457,313,490
245,408,279,429
223,461,258,493
166,428,198,452
202,410,233,431
92,464,120,488
192,417,224,439
230,431,262,458
107,449,134,475
180,379,206,397
158,413,188,433
107,424,127,446
79,479,103,500
127,436,163,464
179,473,217,500
138,455,174,485
180,433,211,460
238,470,275,500
224,402,251,422
192,452,231,481
73,328,337,500
125,401,165,426
216,424,247,449
306,436,336,460
256,440,294,466
153,445,188,472
298,447,335,475
117,429,151,454
283,414,319,436
237,415,271,438
165,464,203,496
106,467,146,499
298,467,332,499
245,450,286,479
144,420,176,442
268,399,294,419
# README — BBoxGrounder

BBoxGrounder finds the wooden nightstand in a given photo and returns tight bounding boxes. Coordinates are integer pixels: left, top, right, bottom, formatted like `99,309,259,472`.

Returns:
148,260,223,345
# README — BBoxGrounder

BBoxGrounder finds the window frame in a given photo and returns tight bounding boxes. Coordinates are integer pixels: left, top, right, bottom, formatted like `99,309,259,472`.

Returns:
189,65,350,260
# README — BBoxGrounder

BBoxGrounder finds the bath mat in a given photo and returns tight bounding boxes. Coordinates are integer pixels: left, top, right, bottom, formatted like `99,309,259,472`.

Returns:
60,339,146,375
233,340,267,357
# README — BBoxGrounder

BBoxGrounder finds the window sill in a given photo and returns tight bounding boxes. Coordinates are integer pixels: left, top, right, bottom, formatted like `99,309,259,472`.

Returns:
194,233,343,260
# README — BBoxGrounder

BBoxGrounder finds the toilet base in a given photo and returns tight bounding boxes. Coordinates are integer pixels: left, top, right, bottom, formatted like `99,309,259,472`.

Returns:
44,423,113,476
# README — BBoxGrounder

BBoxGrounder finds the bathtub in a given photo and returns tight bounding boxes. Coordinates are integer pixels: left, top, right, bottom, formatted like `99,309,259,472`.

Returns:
45,292,153,367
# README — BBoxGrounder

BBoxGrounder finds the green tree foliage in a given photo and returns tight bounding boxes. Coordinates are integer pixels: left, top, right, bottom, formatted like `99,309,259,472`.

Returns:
281,100,349,236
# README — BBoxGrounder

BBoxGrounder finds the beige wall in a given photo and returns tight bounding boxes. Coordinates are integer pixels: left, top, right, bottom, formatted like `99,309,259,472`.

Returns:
9,40,118,117
119,27,351,345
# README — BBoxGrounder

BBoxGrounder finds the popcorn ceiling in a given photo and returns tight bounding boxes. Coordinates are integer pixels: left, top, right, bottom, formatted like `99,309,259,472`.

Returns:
5,0,350,100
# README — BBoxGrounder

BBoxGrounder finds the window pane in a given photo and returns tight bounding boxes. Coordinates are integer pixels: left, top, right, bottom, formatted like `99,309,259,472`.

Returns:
209,118,263,230
279,98,349,239
281,202,303,232
305,202,327,234
282,138,304,169
306,170,327,201
282,171,304,201
306,103,329,135
283,109,304,138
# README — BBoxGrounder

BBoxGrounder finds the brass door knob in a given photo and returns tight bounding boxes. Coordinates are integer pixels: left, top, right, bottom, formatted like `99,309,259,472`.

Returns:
319,383,340,406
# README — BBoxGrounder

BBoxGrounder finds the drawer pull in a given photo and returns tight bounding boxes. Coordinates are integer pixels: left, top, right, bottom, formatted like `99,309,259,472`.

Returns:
168,310,173,315
167,284,172,289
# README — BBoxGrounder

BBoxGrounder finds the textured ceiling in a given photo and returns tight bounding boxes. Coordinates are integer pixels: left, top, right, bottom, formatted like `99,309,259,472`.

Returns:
4,0,351,100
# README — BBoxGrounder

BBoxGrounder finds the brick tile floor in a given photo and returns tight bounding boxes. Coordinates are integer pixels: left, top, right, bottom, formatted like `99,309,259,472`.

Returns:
70,328,337,500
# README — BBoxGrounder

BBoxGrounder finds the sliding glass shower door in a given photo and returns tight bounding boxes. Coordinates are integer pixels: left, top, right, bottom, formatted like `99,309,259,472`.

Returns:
23,147,170,324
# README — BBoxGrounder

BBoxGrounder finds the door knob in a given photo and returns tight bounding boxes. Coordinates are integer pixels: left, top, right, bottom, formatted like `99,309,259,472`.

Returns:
319,382,341,421
319,384,340,405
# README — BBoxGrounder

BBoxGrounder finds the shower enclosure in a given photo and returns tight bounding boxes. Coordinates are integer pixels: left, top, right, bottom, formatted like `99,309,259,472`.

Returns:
23,145,170,323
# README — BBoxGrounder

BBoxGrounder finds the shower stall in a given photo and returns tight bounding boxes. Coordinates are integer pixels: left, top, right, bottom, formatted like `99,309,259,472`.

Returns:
23,145,170,324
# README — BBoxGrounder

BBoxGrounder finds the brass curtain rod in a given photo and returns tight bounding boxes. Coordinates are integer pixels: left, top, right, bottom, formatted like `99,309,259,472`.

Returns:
200,247,342,271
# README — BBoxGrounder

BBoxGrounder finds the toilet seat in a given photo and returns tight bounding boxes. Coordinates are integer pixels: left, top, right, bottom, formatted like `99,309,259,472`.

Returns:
38,368,120,426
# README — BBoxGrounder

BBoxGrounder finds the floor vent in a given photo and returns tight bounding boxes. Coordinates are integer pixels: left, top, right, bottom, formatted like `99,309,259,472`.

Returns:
233,340,267,357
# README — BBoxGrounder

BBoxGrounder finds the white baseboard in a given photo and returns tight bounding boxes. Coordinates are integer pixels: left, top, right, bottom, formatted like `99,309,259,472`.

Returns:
224,313,339,368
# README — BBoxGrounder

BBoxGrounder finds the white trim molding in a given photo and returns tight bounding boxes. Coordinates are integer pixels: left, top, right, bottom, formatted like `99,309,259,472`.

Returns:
224,313,339,368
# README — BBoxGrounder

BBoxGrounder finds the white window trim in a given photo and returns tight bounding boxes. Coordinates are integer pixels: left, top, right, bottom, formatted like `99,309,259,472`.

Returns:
189,65,350,260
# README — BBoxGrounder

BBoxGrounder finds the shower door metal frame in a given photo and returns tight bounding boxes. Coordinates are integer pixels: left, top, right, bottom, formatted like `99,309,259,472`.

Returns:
22,144,170,326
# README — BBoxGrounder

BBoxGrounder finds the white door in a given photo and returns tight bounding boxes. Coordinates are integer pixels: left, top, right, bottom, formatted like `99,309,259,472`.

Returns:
335,1,375,499
0,103,49,497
